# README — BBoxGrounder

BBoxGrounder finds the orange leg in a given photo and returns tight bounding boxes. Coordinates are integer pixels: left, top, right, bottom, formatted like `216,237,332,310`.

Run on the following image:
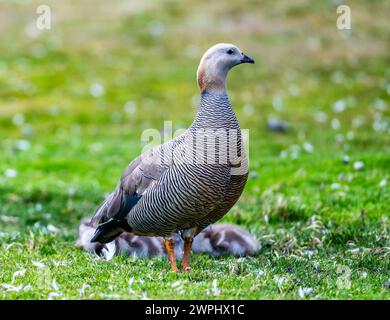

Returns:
165,239,179,272
182,237,193,271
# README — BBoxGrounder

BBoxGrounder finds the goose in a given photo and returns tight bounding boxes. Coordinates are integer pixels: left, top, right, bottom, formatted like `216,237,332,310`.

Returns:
192,224,259,257
90,43,254,271
77,219,259,259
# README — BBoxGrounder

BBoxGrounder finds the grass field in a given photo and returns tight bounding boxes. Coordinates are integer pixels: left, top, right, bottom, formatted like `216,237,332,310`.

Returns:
0,0,390,299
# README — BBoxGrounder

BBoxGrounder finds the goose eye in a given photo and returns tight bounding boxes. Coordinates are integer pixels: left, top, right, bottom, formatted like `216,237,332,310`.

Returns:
227,49,234,55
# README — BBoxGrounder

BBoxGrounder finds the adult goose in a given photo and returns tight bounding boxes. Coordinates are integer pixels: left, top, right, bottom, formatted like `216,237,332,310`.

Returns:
90,43,254,272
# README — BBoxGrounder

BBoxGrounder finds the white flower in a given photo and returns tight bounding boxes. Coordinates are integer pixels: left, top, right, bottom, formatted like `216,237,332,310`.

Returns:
32,260,46,269
148,20,165,38
304,249,316,258
257,270,266,277
332,100,346,113
124,101,137,114
346,131,355,140
90,143,102,153
5,242,23,251
272,95,283,111
280,150,288,159
79,283,91,297
0,216,18,223
23,284,33,291
12,113,25,126
314,111,327,123
331,118,341,130
171,280,182,288
274,275,286,287
298,287,313,298
4,169,18,178
2,284,23,292
100,293,120,299
342,155,350,164
68,186,77,196
52,278,59,291
379,179,387,188
212,279,221,296
373,98,388,111
243,103,254,116
353,161,364,170
48,292,63,300
16,140,31,151
335,134,344,143
89,83,105,97
47,224,60,234
303,142,314,153
289,85,300,96
330,183,341,190
141,292,150,300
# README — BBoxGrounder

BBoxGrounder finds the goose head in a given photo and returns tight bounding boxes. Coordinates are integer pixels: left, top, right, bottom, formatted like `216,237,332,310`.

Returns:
197,43,254,94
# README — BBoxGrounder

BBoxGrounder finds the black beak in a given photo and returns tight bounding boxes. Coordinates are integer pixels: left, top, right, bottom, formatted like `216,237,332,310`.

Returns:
241,54,255,64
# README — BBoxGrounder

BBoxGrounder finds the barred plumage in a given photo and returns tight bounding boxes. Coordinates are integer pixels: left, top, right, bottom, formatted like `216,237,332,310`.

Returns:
90,43,254,271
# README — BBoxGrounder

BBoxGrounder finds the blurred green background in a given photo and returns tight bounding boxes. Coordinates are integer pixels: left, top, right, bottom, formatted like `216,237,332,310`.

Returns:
0,0,389,299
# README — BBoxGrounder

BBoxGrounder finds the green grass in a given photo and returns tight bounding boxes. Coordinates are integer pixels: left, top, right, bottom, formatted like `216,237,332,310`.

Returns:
1,0,390,299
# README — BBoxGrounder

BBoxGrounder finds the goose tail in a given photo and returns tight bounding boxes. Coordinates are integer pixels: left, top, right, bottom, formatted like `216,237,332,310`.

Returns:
90,219,132,243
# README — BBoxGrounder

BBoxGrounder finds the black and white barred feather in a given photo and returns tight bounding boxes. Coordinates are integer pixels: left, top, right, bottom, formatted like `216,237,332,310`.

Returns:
91,92,248,242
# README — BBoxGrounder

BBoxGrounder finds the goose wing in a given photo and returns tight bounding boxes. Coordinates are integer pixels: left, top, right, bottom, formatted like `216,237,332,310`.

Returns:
90,146,168,242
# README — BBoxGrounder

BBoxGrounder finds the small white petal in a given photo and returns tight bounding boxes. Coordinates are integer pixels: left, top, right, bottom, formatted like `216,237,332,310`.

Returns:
353,161,364,170
101,293,120,299
32,260,46,269
48,292,63,300
303,142,314,153
102,241,116,261
379,179,387,188
342,155,350,164
243,103,254,116
12,113,25,126
272,95,283,111
331,118,341,130
47,224,60,234
79,283,91,297
314,111,327,123
289,85,300,96
257,270,266,277
212,279,221,296
4,169,18,178
124,101,137,114
330,183,341,190
171,280,182,288
2,284,23,292
16,140,31,151
333,100,346,113
89,83,105,97
52,278,59,291
299,287,313,298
